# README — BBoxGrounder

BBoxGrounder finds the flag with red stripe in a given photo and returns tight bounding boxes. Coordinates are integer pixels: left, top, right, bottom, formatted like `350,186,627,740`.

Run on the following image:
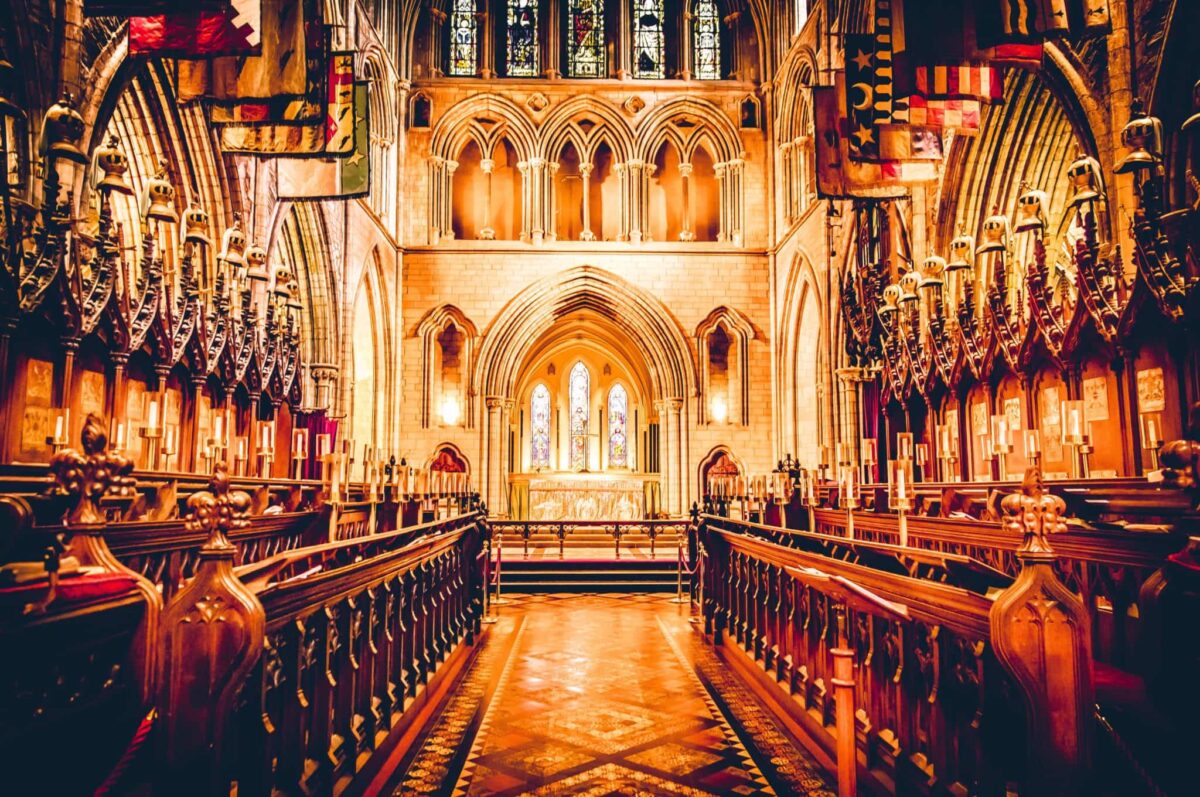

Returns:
914,64,1003,102
129,1,261,57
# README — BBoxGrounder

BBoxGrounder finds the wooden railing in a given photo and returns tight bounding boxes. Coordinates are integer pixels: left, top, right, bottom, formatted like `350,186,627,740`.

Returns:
222,513,486,795
705,480,1186,672
490,518,689,558
699,492,1096,797
0,416,489,796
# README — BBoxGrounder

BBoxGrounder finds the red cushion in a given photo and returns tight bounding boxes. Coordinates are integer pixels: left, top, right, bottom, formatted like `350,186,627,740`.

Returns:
0,572,139,607
1094,661,1146,706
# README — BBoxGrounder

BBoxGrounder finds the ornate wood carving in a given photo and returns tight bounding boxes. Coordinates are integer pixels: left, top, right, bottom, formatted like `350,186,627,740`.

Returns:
156,465,266,794
989,470,1093,797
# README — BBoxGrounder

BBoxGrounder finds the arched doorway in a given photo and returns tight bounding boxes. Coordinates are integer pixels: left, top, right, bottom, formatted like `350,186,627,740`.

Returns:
474,267,695,517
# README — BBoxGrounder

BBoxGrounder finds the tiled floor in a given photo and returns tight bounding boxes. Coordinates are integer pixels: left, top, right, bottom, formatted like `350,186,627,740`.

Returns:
392,594,836,796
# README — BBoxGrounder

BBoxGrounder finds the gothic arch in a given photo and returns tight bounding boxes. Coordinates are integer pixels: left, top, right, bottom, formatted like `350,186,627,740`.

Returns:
778,250,825,465
538,96,635,163
415,304,479,429
347,248,390,450
694,305,756,426
430,92,538,162
633,97,742,163
474,266,696,403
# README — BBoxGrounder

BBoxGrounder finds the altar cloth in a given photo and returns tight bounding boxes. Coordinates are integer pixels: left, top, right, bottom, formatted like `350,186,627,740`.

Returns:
527,475,643,520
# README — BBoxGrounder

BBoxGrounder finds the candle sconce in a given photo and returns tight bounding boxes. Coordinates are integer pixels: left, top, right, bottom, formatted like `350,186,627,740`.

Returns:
1140,411,1164,470
860,437,878,484
936,423,960,482
161,424,178,470
888,457,914,546
1023,428,1042,469
990,414,1014,481
1060,399,1093,478
837,457,859,540
47,407,71,455
138,395,162,470
291,429,308,480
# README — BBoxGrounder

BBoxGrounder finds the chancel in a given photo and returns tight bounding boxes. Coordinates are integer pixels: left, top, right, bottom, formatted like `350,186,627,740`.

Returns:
2,1,1199,795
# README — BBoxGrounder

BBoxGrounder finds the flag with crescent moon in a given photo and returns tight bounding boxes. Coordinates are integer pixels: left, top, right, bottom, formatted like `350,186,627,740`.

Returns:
815,76,937,200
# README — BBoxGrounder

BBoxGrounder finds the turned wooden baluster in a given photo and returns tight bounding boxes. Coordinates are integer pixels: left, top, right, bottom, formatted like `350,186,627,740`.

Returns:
381,577,402,724
782,575,797,690
419,559,435,679
404,567,421,696
277,617,309,791
738,552,752,646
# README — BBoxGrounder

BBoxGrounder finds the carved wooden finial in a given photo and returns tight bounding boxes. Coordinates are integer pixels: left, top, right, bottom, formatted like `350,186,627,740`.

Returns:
50,413,135,527
184,463,252,550
1160,401,1200,506
1000,466,1067,558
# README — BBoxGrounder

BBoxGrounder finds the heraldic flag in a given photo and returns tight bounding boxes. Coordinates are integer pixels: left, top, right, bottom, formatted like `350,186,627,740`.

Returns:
275,82,370,201
127,1,262,57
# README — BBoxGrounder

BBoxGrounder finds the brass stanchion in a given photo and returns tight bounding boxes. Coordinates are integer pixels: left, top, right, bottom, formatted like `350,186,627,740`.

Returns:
491,530,510,606
669,535,688,604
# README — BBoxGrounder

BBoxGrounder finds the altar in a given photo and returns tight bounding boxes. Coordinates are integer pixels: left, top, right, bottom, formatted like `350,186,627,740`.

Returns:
511,473,654,521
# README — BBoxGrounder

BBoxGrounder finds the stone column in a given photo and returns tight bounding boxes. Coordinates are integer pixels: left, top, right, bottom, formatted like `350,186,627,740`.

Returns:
500,398,515,515
615,163,630,241
479,3,496,79
718,158,746,246
678,162,696,242
479,157,496,240
835,367,869,463
428,156,445,243
623,160,654,244
518,161,532,242
544,161,560,242
428,8,447,77
484,397,503,514
443,159,458,240
655,400,671,514
666,399,684,516
579,161,595,241
310,365,339,413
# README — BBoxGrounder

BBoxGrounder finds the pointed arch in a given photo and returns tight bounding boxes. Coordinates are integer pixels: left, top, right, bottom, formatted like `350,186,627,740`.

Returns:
416,304,479,429
474,266,696,403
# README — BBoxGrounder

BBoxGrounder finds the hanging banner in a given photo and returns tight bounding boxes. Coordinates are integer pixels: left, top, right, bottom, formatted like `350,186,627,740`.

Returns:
275,82,370,200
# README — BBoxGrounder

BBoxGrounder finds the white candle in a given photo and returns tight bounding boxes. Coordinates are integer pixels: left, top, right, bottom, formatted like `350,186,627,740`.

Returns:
214,415,223,441
147,399,159,431
897,468,907,500
54,413,65,442
1147,418,1158,446
164,426,175,453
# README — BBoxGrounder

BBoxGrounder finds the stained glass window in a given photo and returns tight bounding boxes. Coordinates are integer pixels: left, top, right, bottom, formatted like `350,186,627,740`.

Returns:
632,0,665,79
531,384,551,468
693,0,721,80
447,0,477,76
569,362,590,470
567,0,605,77
608,385,628,467
506,0,539,77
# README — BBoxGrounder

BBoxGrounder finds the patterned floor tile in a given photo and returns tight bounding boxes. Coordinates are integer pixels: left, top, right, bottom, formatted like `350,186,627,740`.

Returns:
391,594,834,797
